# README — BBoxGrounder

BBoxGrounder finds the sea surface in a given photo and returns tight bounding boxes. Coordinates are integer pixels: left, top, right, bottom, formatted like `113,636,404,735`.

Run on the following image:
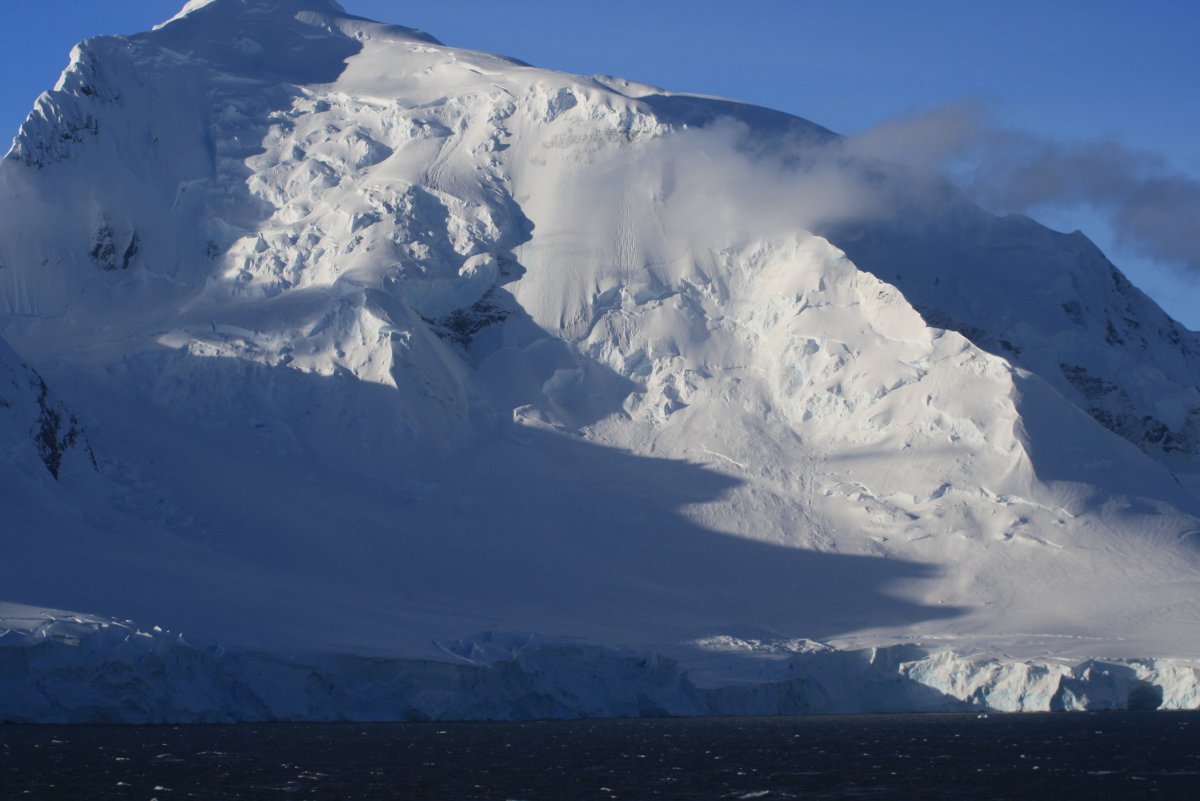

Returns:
2,712,1198,800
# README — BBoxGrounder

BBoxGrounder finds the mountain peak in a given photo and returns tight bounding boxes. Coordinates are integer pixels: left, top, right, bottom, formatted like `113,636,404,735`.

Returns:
158,0,348,28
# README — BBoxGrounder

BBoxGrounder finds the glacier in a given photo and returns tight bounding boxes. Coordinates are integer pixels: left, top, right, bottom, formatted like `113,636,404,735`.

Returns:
1,0,1200,721
4,606,1199,722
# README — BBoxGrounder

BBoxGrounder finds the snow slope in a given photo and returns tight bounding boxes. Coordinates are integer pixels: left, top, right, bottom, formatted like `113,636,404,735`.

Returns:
2,0,1199,720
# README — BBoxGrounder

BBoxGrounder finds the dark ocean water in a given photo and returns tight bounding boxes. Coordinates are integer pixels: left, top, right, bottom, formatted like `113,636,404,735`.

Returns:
2,712,1198,800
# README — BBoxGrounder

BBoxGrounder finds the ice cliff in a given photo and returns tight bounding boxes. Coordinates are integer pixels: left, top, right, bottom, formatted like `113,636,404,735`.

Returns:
3,610,1197,722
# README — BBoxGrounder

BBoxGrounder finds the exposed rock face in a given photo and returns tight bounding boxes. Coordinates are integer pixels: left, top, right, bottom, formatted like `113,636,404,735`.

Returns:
0,337,95,480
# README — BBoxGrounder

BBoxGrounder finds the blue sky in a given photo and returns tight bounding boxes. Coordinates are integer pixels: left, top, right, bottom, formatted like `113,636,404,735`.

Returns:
2,0,1197,327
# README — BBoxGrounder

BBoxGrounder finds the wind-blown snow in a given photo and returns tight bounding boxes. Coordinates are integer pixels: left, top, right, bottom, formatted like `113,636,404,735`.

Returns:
1,0,1199,721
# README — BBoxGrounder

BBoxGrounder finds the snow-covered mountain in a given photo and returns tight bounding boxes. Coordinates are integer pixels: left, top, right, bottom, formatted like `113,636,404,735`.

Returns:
2,0,1200,721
